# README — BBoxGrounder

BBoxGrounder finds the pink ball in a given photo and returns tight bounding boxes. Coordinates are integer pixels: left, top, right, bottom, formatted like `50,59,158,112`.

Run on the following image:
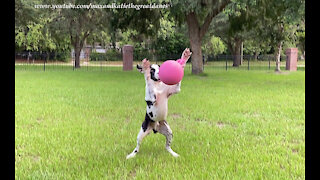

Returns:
159,60,184,85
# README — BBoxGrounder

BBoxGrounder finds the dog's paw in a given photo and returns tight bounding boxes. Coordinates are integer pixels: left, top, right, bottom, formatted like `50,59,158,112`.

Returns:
170,151,180,158
167,148,180,157
126,152,137,159
182,48,192,60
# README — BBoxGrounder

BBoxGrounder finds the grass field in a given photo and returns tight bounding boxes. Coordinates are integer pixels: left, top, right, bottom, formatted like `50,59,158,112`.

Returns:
15,68,305,179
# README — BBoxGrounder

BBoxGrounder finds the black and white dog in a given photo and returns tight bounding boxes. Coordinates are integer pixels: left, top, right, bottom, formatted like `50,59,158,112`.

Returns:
126,48,192,159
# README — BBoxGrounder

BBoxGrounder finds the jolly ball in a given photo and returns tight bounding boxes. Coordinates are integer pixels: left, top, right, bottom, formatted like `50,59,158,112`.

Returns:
159,60,184,85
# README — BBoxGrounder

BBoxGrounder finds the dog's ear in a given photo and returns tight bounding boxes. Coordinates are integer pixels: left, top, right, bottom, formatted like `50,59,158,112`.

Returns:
136,64,143,73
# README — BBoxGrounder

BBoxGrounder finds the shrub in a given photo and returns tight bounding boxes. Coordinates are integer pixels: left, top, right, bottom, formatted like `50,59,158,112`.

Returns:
105,49,121,61
90,52,107,61
54,52,70,62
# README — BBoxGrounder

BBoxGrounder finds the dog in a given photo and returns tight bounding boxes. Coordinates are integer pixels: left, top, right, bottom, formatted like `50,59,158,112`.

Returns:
126,48,192,159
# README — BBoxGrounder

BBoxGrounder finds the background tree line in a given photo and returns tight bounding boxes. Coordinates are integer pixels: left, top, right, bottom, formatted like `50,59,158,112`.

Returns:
15,0,305,74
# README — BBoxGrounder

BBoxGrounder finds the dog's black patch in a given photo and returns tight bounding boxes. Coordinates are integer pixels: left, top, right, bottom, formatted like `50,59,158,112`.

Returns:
149,112,153,118
153,129,158,134
142,112,153,132
146,101,153,108
150,66,159,81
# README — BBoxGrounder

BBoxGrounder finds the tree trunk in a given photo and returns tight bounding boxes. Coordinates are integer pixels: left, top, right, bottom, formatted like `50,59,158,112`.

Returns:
240,41,243,65
186,13,203,74
73,34,88,69
74,35,81,68
27,51,30,64
46,52,50,62
275,41,282,72
190,37,203,74
254,52,258,60
184,1,231,74
233,39,242,67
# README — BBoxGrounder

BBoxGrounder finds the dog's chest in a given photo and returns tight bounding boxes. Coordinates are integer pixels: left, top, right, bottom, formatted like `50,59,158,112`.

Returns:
145,82,169,121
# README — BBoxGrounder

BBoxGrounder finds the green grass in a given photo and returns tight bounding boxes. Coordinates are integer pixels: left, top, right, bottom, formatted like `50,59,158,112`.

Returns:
15,68,305,179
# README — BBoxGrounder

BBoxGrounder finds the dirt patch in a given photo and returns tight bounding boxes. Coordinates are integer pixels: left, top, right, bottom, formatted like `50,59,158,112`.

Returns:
32,155,40,162
37,117,43,123
125,117,131,123
216,121,226,129
171,113,182,119
128,170,136,178
275,71,291,75
292,149,299,154
99,116,107,121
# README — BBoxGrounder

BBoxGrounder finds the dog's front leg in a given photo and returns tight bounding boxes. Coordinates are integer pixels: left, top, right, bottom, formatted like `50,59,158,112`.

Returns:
167,82,181,98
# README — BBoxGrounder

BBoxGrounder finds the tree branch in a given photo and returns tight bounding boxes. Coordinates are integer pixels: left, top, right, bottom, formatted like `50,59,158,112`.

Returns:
199,0,231,39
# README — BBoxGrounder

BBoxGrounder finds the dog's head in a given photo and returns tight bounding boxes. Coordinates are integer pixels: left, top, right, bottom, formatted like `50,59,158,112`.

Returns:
137,59,160,81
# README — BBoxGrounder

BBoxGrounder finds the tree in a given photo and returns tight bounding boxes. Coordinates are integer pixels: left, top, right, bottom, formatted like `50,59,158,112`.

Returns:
208,11,243,66
15,0,40,28
44,0,110,68
251,0,305,72
108,0,174,61
152,16,189,60
243,38,272,59
202,35,227,58
170,0,231,74
15,17,57,53
209,0,264,66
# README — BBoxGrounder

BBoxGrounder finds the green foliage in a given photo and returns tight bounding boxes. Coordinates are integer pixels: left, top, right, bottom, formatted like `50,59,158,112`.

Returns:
15,0,305,64
15,17,57,52
296,30,305,55
109,0,163,38
170,0,232,25
90,49,122,61
105,49,122,61
15,0,41,27
86,31,112,48
243,39,272,55
90,51,107,61
117,30,139,48
202,36,227,56
54,51,71,62
154,32,189,60
252,0,305,47
133,46,153,61
150,16,188,60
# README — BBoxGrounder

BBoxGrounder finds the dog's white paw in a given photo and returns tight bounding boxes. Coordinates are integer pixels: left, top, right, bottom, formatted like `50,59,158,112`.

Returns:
170,151,180,158
167,148,180,157
126,151,137,159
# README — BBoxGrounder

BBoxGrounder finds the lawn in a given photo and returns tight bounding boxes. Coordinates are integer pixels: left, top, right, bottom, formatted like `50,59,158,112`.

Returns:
15,68,305,179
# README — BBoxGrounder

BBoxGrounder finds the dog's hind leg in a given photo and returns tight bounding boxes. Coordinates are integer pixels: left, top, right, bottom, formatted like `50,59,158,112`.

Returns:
126,127,152,159
157,120,180,157
126,113,153,159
